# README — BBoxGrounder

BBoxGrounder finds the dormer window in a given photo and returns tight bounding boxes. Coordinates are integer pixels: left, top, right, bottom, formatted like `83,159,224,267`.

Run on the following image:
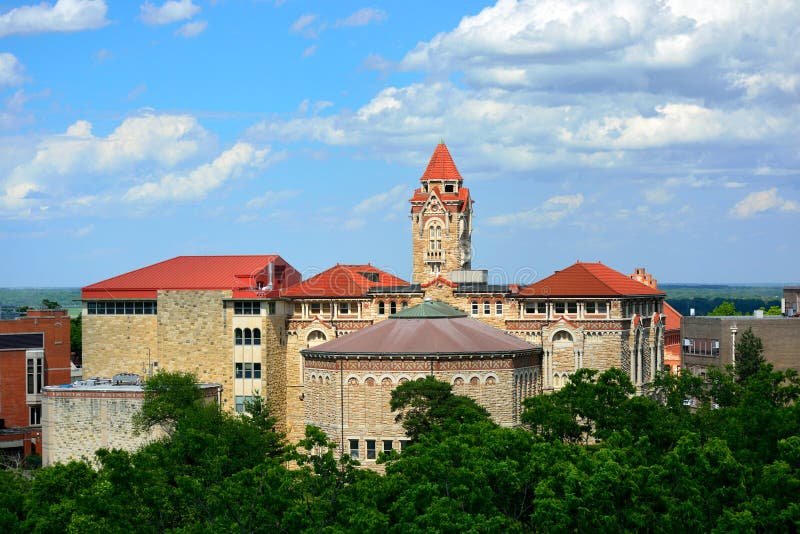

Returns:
444,183,454,193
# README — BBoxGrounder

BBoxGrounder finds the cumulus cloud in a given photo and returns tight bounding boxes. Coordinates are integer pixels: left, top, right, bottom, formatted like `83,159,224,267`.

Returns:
0,0,108,37
352,184,406,214
335,8,387,28
175,19,206,37
123,142,272,202
290,13,324,39
0,53,25,86
729,189,799,219
140,0,200,26
0,112,227,218
488,194,584,228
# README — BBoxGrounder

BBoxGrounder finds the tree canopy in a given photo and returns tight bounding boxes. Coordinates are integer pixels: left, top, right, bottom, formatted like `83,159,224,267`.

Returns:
3,364,800,532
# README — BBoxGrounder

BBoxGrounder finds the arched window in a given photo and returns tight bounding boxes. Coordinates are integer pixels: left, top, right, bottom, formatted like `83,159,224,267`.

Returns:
381,377,392,386
234,328,243,345
453,377,464,386
486,376,496,385
365,377,376,386
401,300,408,309
469,376,480,385
378,301,385,315
553,330,573,342
253,328,261,345
390,301,397,314
471,301,478,315
307,330,327,343
348,377,359,386
244,328,252,345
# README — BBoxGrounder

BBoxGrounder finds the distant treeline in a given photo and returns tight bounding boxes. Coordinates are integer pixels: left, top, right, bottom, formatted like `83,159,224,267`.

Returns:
0,288,81,309
666,297,781,317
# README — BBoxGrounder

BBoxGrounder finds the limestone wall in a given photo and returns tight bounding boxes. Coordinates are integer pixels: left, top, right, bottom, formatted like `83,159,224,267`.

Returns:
82,314,158,378
41,391,163,466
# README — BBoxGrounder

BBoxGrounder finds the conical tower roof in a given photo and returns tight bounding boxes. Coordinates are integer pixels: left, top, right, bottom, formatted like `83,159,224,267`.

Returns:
420,142,462,182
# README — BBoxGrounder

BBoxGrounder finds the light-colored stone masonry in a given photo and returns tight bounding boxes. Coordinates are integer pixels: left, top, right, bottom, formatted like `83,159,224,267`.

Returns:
82,314,158,378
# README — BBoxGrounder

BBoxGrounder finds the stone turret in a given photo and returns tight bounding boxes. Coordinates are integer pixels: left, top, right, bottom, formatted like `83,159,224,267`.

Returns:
409,143,473,283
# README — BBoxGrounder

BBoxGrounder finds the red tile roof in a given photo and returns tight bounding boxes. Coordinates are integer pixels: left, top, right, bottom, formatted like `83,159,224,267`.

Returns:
82,255,294,299
420,142,462,182
282,264,409,298
662,301,682,331
518,262,666,297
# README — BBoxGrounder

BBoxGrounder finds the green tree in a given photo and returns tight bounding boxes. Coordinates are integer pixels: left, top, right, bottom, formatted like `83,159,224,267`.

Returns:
133,371,203,433
70,315,82,363
763,305,783,316
0,469,29,534
389,376,490,441
708,301,738,316
734,328,766,383
40,298,60,309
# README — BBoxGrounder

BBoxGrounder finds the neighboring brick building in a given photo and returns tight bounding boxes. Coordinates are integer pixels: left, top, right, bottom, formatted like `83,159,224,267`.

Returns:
682,315,800,376
0,309,71,459
41,377,221,466
81,143,668,445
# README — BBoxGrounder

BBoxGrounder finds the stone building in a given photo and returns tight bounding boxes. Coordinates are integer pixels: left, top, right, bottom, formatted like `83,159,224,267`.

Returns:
0,309,71,460
41,377,221,466
301,299,539,466
81,142,668,443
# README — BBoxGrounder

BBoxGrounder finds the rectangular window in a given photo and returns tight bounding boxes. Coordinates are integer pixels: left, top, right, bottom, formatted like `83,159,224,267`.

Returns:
235,363,243,379
234,395,257,413
525,301,545,314
234,363,262,379
597,301,607,313
585,301,596,313
26,350,43,396
339,302,350,314
567,302,577,314
683,338,720,357
234,301,260,315
268,302,276,314
383,440,393,453
30,405,41,425
87,300,157,315
311,303,321,314
400,440,410,452
483,302,491,314
349,439,360,459
496,301,503,315
555,302,565,314
366,440,376,460
471,302,478,315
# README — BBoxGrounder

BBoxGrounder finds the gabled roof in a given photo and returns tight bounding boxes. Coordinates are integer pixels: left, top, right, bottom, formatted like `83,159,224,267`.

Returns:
420,142,462,182
391,299,467,319
282,264,409,298
82,255,290,299
302,300,533,356
518,262,666,298
662,301,682,330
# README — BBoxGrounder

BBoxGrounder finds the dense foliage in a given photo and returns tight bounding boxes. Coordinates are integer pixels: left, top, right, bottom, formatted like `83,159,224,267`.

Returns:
2,363,799,532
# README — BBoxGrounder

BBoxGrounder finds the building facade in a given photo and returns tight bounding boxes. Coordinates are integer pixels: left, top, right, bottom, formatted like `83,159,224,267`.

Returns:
682,315,800,376
81,143,667,443
0,309,71,460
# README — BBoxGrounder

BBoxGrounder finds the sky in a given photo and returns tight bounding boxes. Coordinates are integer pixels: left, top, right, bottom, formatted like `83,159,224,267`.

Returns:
0,0,798,287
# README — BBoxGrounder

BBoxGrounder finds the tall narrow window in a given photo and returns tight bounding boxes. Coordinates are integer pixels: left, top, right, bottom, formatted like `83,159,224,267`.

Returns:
26,351,43,396
366,440,376,460
483,301,491,314
472,301,479,315
383,440,393,453
244,328,252,345
349,439,360,459
30,405,41,425
496,301,503,315
253,328,261,345
390,301,397,314
234,328,243,345
378,301,385,315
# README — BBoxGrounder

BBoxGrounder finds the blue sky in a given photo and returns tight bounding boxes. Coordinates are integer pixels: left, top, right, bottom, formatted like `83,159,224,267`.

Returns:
0,0,798,287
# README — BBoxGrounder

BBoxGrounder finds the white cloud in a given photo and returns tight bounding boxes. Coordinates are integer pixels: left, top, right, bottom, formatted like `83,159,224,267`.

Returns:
291,13,324,39
140,0,200,26
94,48,112,62
335,8,387,28
0,112,218,217
302,45,317,58
127,83,147,100
488,194,583,228
729,188,799,218
123,142,272,203
0,53,26,87
175,19,206,37
0,0,108,37
245,189,300,209
352,185,406,214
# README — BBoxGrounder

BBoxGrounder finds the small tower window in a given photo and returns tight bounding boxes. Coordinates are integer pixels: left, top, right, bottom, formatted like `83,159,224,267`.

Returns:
445,184,454,193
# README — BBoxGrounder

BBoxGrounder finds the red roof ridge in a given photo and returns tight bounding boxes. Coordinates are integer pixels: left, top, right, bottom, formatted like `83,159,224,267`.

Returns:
420,275,458,289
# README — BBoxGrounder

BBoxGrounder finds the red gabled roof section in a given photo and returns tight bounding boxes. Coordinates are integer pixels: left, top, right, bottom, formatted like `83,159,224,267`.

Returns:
421,275,458,289
662,301,682,331
282,264,409,298
82,255,299,300
518,262,666,297
421,142,463,182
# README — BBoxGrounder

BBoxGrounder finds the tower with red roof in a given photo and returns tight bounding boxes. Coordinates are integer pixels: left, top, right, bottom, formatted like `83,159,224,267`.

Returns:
409,142,473,284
